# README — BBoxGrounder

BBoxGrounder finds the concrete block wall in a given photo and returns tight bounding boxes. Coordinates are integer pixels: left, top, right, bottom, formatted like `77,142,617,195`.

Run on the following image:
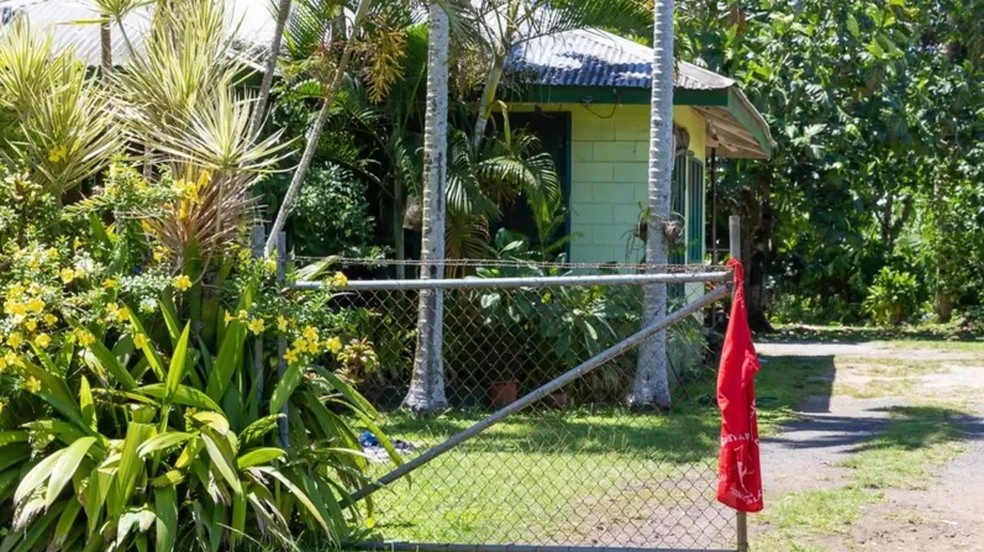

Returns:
508,103,707,265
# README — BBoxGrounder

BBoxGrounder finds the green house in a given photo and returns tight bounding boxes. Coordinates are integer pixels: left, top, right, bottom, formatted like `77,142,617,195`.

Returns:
500,28,775,266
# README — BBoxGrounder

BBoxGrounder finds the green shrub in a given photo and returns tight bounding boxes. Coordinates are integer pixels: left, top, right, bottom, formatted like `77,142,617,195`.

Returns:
863,267,920,326
267,165,378,258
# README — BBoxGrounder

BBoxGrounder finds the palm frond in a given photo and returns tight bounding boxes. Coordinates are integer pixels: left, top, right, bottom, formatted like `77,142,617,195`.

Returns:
445,210,490,268
446,131,500,219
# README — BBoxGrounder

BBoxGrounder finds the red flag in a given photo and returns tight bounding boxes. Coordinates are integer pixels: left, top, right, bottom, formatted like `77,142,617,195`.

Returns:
716,259,764,512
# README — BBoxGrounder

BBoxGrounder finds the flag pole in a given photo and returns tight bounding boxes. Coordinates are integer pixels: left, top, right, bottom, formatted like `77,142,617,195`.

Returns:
729,213,749,552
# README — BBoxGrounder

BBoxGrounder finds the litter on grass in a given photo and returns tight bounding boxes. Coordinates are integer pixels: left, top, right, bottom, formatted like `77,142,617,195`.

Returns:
359,430,417,463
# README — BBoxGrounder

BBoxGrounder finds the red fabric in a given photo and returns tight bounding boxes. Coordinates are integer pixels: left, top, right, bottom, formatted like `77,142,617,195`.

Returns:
716,259,764,512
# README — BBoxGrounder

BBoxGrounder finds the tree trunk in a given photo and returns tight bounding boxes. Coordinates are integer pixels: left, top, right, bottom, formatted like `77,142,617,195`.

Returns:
743,173,774,333
404,2,450,414
471,1,518,149
394,175,406,279
264,0,372,256
629,0,673,409
472,56,505,148
100,16,112,78
249,0,293,139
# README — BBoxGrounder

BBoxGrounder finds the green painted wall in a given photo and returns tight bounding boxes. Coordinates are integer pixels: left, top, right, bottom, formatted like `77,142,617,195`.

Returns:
510,103,706,265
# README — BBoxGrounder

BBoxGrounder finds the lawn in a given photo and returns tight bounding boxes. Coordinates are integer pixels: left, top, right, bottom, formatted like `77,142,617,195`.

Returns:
357,355,830,548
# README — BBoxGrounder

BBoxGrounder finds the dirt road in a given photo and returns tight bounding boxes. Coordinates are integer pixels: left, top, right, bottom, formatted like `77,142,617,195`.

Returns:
751,340,984,552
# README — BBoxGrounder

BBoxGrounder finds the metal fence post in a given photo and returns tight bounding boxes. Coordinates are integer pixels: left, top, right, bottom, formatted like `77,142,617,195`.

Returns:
276,232,289,449
251,226,266,411
728,215,749,552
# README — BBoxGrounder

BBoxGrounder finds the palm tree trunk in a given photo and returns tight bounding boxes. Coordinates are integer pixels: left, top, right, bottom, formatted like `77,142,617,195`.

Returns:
404,1,450,414
629,0,674,408
264,0,372,256
249,0,292,139
471,56,505,148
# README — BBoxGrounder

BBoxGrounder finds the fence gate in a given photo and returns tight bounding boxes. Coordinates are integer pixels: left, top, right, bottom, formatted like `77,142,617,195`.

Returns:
288,253,746,552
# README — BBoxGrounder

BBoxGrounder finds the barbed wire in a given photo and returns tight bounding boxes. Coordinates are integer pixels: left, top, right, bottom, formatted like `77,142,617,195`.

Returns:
293,256,731,274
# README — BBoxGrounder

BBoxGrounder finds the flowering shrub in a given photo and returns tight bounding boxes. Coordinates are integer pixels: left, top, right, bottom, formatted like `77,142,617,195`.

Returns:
0,5,399,548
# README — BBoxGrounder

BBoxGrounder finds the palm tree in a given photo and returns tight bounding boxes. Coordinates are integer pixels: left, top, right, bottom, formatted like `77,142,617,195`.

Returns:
404,0,451,413
630,0,674,408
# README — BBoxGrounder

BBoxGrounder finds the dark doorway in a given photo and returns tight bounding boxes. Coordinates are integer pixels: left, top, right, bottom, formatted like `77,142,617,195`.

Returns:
490,110,571,254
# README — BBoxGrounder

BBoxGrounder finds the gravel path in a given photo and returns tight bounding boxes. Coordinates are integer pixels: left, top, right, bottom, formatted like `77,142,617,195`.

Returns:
751,340,984,551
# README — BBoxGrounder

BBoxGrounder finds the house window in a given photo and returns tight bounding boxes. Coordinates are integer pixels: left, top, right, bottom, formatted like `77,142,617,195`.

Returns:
686,157,705,263
669,151,705,301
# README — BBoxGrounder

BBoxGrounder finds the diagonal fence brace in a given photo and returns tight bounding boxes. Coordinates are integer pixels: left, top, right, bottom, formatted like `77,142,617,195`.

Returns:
343,282,732,507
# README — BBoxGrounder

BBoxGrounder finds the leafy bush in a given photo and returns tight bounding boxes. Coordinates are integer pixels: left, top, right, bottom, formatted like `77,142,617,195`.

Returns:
261,165,378,258
0,197,398,550
863,267,920,326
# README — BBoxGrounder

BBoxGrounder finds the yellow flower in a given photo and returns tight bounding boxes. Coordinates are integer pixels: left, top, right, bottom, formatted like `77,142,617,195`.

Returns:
27,297,45,314
284,349,299,365
302,326,319,342
102,279,118,290
174,275,193,292
0,356,6,371
76,330,95,347
5,301,26,316
34,333,51,349
3,352,16,367
73,237,83,251
331,272,348,288
326,336,343,355
238,310,249,321
26,283,40,295
247,318,266,336
224,312,235,324
263,258,277,275
44,314,57,326
45,248,58,261
277,315,289,332
6,333,23,349
153,246,170,263
8,283,25,297
133,334,148,349
24,377,41,393
306,339,320,354
116,307,130,323
25,320,37,332
60,267,76,284
73,267,86,279
47,144,68,163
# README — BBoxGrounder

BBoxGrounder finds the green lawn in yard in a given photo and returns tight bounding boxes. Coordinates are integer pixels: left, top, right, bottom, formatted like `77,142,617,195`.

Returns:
358,355,829,547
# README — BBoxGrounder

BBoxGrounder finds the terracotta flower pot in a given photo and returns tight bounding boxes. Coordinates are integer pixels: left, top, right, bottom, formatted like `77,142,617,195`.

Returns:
546,389,568,410
488,380,518,409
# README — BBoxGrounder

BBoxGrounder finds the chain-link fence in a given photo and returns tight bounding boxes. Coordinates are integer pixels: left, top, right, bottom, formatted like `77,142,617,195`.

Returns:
290,259,738,552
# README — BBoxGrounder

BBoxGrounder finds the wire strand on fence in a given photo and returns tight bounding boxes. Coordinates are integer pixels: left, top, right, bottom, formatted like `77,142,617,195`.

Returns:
292,271,730,292
293,256,730,274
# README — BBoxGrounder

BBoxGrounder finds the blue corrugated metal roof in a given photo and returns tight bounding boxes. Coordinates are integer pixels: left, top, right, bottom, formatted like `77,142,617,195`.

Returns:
505,28,734,91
